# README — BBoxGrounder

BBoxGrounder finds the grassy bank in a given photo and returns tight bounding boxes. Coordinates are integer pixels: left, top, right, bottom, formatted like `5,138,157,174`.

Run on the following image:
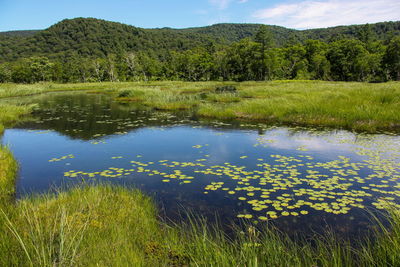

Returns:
0,184,398,266
0,103,33,203
1,80,399,132
0,147,18,206
114,80,400,133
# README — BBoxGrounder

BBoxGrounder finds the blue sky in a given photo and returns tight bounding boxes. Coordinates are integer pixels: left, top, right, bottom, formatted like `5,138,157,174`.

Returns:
1,0,399,31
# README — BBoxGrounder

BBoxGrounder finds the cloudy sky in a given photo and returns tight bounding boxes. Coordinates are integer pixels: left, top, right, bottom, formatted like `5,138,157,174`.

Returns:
0,0,399,31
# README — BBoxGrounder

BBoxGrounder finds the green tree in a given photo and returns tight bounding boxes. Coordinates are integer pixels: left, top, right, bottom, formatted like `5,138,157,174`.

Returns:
383,36,400,80
225,38,259,81
28,56,53,82
305,40,330,80
0,64,11,83
327,39,377,81
255,25,274,80
11,59,32,83
357,24,376,45
283,45,309,79
212,49,230,81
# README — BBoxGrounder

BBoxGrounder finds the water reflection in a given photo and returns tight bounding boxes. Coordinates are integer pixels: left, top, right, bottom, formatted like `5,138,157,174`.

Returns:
1,92,399,239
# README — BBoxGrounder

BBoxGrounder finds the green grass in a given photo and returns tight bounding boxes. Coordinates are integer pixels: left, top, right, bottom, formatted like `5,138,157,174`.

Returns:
199,81,400,132
108,80,400,133
1,80,399,132
0,80,399,266
0,147,18,206
0,184,399,266
0,102,33,205
0,104,34,134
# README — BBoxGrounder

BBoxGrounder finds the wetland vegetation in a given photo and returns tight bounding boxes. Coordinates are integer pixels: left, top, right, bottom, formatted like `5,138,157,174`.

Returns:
0,185,399,266
0,84,398,266
1,80,399,132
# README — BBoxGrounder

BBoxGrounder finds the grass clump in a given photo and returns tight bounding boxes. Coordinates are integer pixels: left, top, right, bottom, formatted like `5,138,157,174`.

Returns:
360,207,400,266
0,184,399,266
0,185,187,266
206,93,241,103
0,147,18,206
0,104,34,134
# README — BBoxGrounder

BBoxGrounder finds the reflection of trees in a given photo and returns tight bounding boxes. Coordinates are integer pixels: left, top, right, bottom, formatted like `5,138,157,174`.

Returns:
15,93,176,140
13,92,342,141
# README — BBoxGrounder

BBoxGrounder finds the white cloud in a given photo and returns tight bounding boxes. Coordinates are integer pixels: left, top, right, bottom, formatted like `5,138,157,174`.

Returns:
253,0,400,29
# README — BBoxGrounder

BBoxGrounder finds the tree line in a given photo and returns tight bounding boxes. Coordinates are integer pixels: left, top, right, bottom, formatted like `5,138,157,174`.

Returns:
0,25,399,83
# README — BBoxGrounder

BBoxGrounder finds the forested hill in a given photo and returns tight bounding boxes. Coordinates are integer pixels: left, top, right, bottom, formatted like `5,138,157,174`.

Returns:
1,18,399,62
1,17,400,83
0,30,39,37
0,18,294,61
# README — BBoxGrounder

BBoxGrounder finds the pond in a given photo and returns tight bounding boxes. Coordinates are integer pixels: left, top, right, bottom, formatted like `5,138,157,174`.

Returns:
2,92,400,238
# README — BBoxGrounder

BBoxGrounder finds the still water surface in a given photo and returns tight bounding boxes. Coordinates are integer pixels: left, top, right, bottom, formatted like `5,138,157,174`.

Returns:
2,92,400,237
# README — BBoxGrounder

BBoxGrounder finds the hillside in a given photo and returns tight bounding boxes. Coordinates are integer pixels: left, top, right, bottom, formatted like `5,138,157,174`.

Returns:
0,30,39,37
0,18,399,62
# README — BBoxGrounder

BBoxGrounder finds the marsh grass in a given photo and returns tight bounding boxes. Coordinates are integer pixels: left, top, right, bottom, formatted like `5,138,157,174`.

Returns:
206,92,241,103
0,184,399,266
107,80,400,133
1,80,399,132
360,207,400,266
198,81,400,132
0,104,34,134
0,81,399,265
0,102,32,204
0,186,163,266
0,147,18,205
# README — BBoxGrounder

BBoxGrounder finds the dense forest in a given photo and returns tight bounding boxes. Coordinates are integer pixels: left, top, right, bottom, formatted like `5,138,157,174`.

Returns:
0,18,399,83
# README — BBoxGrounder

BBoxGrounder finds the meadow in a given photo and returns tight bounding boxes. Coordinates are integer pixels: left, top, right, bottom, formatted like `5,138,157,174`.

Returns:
0,80,399,266
2,80,399,132
113,80,400,133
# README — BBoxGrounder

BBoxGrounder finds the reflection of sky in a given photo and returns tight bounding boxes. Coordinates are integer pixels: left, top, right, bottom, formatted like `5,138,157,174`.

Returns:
251,128,353,153
5,124,399,198
2,92,400,239
251,128,400,163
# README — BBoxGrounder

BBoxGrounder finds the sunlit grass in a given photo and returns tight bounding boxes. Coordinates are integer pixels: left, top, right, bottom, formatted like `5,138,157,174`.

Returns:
0,80,399,265
0,184,398,266
360,206,400,266
1,80,399,132
0,147,18,205
0,185,164,266
198,81,400,132
0,102,32,204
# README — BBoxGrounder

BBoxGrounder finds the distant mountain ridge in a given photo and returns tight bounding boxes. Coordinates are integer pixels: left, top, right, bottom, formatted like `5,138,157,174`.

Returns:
0,17,399,62
0,30,40,37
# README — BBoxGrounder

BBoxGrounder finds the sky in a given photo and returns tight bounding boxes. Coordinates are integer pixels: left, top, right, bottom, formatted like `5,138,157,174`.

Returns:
0,0,399,32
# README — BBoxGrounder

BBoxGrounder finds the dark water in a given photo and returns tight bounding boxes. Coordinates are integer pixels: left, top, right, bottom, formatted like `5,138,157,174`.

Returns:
2,92,400,238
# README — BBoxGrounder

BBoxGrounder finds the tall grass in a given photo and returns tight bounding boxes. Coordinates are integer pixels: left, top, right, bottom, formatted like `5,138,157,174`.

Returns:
105,80,400,132
0,185,179,266
196,81,400,132
0,102,33,204
360,207,400,266
0,147,18,205
0,184,399,266
2,80,399,132
0,104,34,134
